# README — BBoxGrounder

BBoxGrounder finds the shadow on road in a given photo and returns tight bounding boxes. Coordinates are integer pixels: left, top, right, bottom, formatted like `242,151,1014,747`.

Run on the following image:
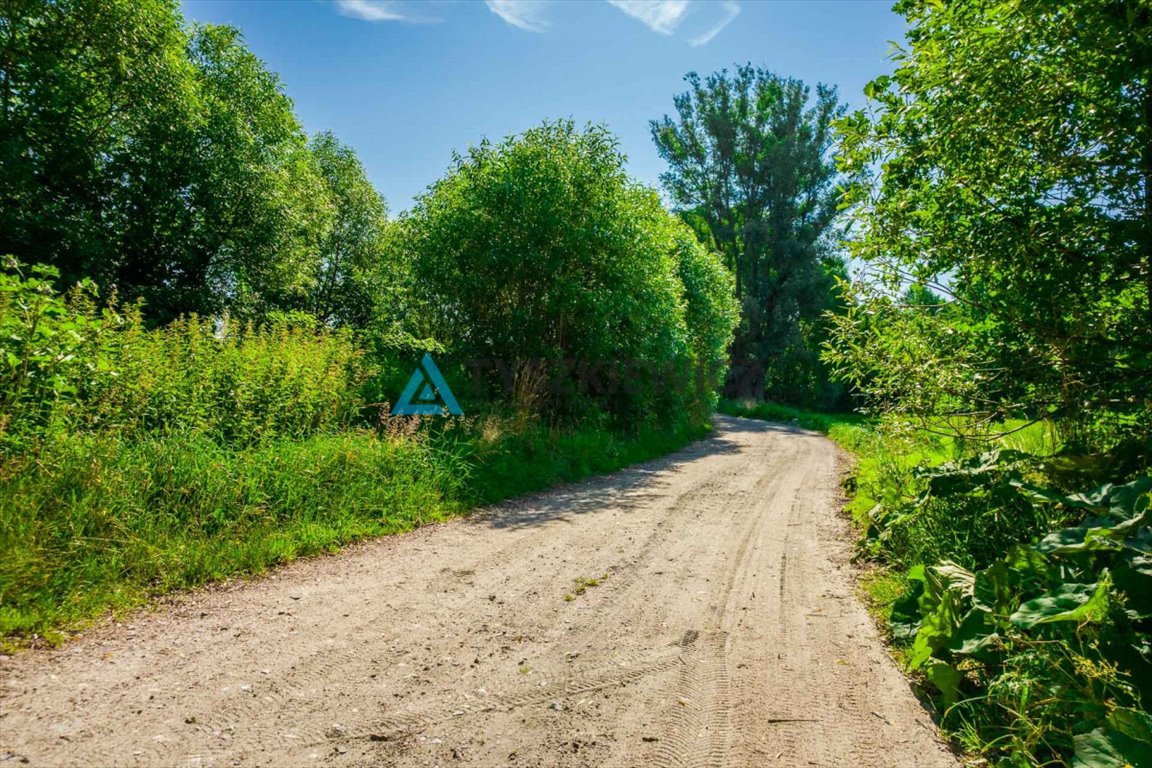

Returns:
472,415,813,531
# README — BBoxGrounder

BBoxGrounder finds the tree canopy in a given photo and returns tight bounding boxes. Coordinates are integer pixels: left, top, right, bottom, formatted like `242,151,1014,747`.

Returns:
398,120,738,424
829,0,1152,449
651,65,846,408
0,0,384,324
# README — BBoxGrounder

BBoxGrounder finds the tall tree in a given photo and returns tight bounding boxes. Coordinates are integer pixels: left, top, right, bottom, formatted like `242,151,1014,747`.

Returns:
0,0,197,300
651,65,845,406
185,24,331,320
0,0,331,321
828,0,1152,448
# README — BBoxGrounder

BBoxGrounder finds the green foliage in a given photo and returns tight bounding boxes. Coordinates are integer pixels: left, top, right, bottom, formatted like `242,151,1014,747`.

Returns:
398,120,737,426
0,261,364,451
0,430,461,641
863,448,1070,572
305,131,394,328
889,476,1152,766
674,232,740,421
0,0,201,314
825,3,1152,758
835,412,1150,766
184,23,333,320
0,0,394,325
652,65,847,408
0,261,106,450
831,0,1152,448
818,403,1152,766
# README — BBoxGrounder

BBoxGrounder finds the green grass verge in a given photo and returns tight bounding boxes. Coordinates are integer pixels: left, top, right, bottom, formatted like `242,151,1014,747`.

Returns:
0,420,705,648
716,397,865,435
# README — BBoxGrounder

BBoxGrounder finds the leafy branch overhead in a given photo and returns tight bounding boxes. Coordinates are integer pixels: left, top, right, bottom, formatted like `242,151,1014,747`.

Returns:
828,0,1152,445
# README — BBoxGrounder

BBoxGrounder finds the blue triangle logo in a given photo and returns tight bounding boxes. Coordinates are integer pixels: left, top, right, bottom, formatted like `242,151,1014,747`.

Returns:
393,353,463,416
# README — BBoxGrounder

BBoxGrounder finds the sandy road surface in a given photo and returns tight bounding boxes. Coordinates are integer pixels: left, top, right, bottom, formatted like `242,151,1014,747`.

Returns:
1,416,957,768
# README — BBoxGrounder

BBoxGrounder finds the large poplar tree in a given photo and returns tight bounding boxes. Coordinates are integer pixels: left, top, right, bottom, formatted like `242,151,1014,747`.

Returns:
651,65,845,406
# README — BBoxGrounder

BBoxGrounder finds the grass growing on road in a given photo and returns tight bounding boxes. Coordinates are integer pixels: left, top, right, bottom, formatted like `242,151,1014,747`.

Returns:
564,573,609,601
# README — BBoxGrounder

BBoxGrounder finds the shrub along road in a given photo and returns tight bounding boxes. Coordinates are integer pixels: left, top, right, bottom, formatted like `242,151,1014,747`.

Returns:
0,417,956,767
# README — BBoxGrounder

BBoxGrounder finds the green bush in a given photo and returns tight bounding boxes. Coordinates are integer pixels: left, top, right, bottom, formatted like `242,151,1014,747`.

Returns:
863,449,1071,572
890,476,1152,766
676,236,739,423
0,262,106,450
397,120,737,426
87,312,364,444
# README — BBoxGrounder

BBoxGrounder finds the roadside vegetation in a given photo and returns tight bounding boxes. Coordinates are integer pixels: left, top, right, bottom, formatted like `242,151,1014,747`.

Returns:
0,260,714,644
0,1,735,645
828,2,1148,765
1,0,1149,765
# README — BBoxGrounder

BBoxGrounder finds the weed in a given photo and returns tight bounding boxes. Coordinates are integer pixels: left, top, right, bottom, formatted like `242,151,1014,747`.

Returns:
564,574,609,602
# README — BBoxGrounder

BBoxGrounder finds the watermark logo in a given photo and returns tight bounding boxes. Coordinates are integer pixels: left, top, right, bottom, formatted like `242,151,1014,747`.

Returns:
393,353,463,416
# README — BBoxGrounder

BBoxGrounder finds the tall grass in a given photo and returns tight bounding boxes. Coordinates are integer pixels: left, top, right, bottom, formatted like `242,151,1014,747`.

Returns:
0,270,364,449
0,265,707,646
0,431,461,640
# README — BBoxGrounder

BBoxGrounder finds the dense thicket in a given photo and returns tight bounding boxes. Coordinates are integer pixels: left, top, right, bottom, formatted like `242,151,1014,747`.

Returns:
651,66,847,409
830,0,1152,452
398,121,738,426
826,0,1152,763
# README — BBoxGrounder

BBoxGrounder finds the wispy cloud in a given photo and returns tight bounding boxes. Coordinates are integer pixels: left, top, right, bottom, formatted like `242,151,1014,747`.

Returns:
334,0,735,43
485,0,551,32
605,0,690,35
689,0,739,46
335,0,406,22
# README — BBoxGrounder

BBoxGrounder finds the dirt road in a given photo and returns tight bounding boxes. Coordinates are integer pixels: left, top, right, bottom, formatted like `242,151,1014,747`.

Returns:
1,416,956,767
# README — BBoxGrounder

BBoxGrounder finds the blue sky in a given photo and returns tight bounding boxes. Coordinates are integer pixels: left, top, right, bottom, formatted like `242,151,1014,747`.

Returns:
182,1,906,213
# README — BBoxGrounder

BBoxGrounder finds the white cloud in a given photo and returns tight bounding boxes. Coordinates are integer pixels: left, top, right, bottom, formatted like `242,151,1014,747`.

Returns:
689,0,739,46
485,0,551,32
334,0,734,43
335,0,406,22
606,0,690,35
